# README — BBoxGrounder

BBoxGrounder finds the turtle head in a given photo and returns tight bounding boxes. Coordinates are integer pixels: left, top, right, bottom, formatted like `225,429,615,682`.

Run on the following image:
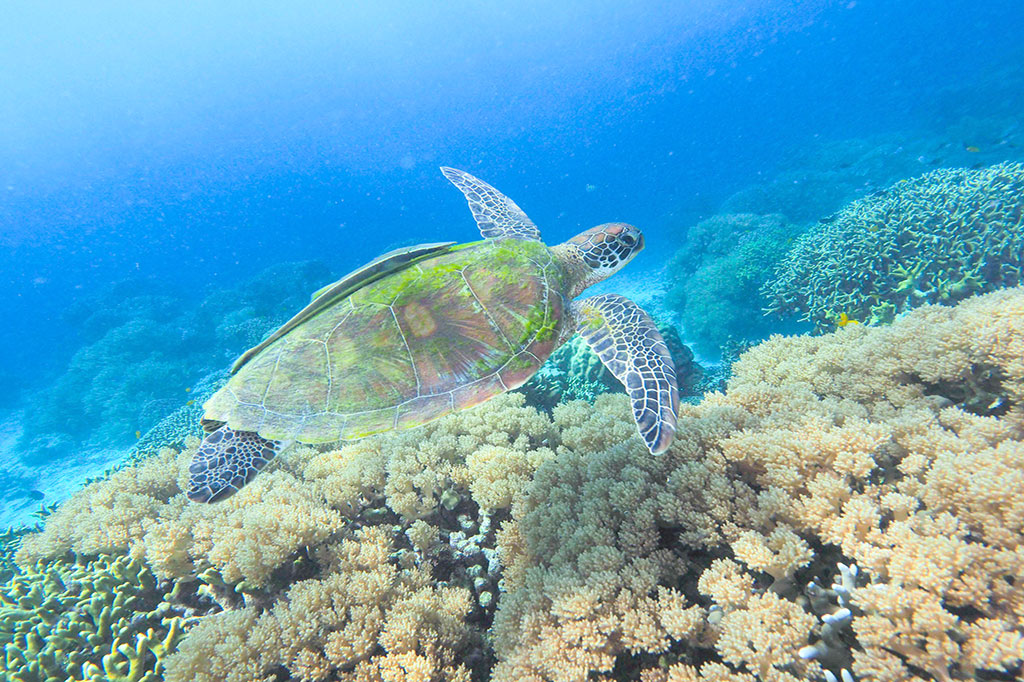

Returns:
560,222,644,293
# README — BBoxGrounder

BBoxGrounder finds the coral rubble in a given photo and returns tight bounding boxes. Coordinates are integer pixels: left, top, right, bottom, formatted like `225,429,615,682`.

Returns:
6,289,1024,681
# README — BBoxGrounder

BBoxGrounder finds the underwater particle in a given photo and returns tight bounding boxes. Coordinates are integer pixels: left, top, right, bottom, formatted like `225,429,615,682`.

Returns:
187,167,680,504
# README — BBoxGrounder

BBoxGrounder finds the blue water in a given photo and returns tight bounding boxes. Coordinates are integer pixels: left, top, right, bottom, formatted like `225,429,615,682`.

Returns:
2,0,1023,510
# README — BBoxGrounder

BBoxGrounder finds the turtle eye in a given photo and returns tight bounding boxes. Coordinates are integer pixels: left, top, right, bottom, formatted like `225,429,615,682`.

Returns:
621,234,636,247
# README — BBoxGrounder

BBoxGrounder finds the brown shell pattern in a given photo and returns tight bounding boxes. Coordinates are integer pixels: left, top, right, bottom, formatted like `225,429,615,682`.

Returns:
202,238,566,442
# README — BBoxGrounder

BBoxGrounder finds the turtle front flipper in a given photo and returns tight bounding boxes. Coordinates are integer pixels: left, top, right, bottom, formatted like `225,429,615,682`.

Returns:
571,294,679,454
440,167,542,241
186,426,286,503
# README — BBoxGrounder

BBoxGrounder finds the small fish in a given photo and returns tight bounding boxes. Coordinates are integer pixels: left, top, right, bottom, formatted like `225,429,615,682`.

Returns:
186,400,194,406
964,145,980,153
185,387,192,393
27,490,44,501
135,430,142,439
837,313,860,328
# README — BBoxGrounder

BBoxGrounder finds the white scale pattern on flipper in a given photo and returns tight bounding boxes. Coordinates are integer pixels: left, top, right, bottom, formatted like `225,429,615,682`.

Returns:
186,426,286,503
440,166,542,241
572,293,679,453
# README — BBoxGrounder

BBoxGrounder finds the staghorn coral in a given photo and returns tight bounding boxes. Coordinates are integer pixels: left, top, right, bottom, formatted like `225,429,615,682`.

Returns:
0,553,186,682
765,161,1024,330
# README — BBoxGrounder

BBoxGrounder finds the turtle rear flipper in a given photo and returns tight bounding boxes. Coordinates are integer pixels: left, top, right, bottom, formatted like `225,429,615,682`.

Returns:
187,426,285,503
572,294,679,454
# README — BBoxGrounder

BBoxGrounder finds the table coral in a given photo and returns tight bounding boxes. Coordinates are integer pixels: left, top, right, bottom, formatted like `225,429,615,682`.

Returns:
765,161,1024,331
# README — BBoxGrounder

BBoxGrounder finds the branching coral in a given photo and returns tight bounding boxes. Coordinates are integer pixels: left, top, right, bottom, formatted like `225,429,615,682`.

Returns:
163,527,475,682
1,553,186,682
16,448,182,562
491,289,1024,682
7,290,1024,682
12,393,558,680
666,213,806,355
765,161,1024,330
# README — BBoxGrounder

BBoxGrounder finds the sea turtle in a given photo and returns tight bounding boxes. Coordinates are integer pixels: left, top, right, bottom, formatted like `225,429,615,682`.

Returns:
187,167,679,503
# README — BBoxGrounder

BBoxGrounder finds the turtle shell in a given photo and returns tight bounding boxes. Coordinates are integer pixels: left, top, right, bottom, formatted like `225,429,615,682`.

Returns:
202,238,568,442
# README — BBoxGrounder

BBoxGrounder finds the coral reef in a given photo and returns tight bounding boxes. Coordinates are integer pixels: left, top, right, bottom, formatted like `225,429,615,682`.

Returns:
720,135,939,224
666,213,806,356
121,370,226,468
515,335,622,411
164,527,477,682
17,260,332,463
718,118,1024,226
1,526,35,584
8,289,1024,682
1,553,187,682
15,394,555,681
517,323,706,411
491,288,1024,682
764,162,1024,331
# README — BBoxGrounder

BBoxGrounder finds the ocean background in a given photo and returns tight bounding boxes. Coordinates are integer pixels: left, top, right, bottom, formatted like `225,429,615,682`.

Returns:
5,3,1024,682
2,0,1023,519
